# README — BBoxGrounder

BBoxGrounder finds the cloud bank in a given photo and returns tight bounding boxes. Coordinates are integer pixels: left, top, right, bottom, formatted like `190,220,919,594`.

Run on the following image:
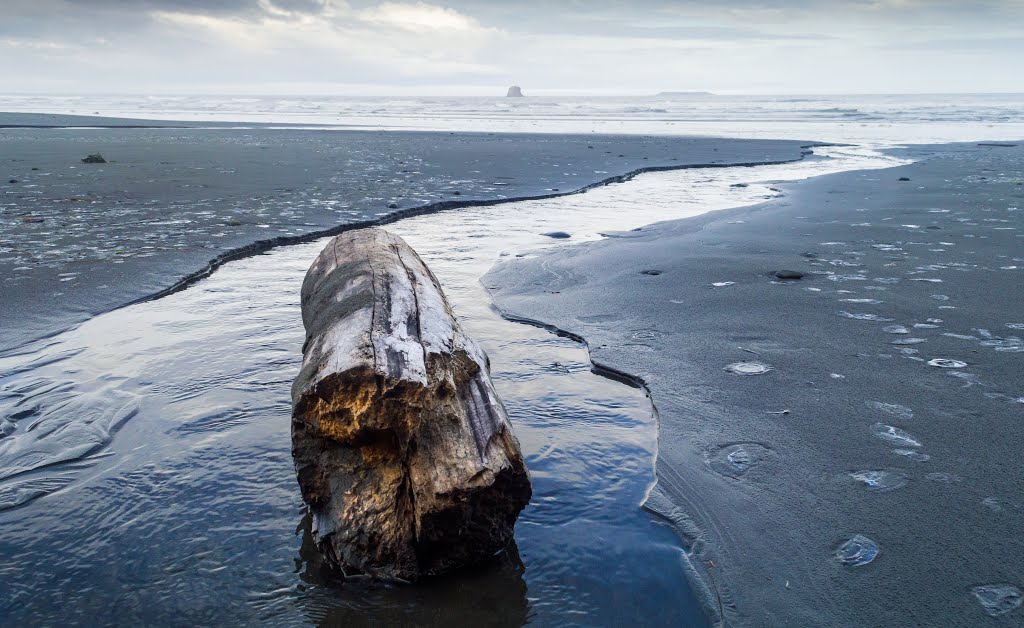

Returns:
3,0,1023,93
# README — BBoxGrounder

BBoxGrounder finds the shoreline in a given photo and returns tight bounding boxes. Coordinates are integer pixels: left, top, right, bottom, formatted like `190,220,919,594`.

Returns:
137,147,819,305
486,203,804,624
1,118,816,352
0,111,353,129
484,141,1024,625
488,307,723,620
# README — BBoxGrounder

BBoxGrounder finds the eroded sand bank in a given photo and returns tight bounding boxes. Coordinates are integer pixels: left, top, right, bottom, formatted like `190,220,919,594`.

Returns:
486,142,1024,625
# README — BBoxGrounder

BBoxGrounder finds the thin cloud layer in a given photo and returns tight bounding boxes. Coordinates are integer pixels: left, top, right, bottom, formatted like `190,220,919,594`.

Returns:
3,0,1023,93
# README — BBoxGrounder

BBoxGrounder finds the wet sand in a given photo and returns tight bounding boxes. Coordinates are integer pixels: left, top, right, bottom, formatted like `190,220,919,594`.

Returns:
0,115,811,351
0,112,247,128
485,142,1024,625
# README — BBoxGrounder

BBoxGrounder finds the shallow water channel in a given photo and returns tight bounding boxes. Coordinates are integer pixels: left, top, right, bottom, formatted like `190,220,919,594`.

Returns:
0,146,900,625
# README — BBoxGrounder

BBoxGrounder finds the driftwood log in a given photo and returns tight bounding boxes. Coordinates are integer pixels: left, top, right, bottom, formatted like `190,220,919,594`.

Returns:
291,228,532,580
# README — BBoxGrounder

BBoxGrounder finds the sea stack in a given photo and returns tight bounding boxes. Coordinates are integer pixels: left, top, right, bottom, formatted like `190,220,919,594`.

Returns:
506,85,524,97
291,228,532,581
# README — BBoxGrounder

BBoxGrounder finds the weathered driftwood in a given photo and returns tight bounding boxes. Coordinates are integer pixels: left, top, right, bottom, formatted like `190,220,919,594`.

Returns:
291,228,531,580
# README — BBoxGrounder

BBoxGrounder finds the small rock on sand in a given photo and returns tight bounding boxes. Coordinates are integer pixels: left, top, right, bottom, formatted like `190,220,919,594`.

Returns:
542,231,571,239
774,270,805,280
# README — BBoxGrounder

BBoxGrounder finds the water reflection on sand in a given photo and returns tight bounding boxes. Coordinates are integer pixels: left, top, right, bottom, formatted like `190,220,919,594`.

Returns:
0,146,899,625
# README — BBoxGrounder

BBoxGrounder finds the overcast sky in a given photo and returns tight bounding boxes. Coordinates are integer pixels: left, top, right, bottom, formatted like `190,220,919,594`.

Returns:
3,0,1023,95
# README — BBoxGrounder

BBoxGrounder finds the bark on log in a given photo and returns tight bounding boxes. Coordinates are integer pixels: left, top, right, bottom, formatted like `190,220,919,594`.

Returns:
291,227,532,580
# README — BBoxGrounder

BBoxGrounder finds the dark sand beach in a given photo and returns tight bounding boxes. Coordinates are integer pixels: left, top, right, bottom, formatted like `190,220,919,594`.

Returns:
4,110,1023,626
0,112,262,128
0,118,825,626
1,114,810,351
5,0,1024,624
486,142,1024,625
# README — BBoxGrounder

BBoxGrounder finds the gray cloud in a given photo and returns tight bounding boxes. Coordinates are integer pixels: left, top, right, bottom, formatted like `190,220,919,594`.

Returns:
2,0,1023,93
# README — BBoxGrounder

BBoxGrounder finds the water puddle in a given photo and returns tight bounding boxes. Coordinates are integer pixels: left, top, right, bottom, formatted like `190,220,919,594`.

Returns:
866,401,914,421
723,361,774,376
972,584,1023,617
849,470,909,492
0,145,901,624
707,442,773,478
835,534,880,567
872,423,923,448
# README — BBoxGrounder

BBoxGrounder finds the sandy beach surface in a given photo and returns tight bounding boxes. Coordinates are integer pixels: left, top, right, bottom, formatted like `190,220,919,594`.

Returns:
485,142,1024,625
0,112,253,128
1,114,810,351
5,107,1023,625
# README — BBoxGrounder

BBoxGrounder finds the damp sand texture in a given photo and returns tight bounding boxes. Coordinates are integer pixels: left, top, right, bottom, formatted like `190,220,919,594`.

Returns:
0,120,811,352
485,142,1024,626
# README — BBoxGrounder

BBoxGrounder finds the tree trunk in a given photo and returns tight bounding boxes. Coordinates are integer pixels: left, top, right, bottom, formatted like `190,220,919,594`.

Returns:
291,227,532,580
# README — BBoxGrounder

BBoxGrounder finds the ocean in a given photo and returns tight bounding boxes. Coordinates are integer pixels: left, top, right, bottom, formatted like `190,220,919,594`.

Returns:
5,92,1024,143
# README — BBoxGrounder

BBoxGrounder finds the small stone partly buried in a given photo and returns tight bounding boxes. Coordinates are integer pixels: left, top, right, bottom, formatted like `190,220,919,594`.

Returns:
774,270,805,280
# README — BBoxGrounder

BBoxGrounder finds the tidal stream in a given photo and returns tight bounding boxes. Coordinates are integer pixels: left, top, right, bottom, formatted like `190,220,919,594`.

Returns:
0,146,900,626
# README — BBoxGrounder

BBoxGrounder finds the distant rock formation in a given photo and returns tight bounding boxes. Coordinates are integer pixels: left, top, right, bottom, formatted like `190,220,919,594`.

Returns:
81,153,107,164
506,86,524,98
